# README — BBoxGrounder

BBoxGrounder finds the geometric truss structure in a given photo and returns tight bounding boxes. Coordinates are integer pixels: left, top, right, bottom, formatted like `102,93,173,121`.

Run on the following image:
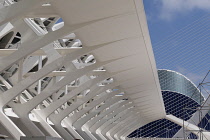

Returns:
0,0,166,140
128,70,205,139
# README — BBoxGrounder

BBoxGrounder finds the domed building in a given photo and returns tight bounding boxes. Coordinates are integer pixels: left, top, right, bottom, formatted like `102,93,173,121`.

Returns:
128,69,206,139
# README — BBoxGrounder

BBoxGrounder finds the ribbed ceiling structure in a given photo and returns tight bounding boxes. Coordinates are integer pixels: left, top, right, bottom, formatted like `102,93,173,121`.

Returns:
0,0,166,140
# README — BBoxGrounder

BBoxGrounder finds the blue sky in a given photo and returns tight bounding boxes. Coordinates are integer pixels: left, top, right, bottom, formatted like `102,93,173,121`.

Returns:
143,0,210,43
143,0,210,97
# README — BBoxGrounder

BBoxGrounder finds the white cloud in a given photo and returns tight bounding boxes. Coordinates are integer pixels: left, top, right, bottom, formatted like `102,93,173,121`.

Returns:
159,0,210,20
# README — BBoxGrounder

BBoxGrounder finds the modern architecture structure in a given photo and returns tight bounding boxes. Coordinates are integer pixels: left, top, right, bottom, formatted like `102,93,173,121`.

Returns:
128,70,205,139
0,0,209,140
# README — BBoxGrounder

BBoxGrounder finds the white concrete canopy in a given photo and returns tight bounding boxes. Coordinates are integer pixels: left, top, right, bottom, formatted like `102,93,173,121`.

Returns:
0,0,166,139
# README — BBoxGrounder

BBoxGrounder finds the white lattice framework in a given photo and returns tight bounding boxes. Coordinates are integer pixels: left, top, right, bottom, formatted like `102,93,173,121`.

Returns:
0,0,168,140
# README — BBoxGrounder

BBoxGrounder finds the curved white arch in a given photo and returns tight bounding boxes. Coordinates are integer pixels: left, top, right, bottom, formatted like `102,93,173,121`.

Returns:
0,0,166,139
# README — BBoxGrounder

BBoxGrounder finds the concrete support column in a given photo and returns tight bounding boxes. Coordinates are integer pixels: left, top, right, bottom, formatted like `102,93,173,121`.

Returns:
0,110,25,140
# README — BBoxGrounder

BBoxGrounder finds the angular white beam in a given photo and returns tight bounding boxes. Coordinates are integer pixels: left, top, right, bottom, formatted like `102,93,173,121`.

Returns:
67,91,125,139
0,39,121,108
36,69,129,121
100,108,138,140
0,17,110,72
113,121,138,139
49,82,124,123
0,53,124,138
102,109,136,136
107,111,138,139
166,115,210,140
110,112,147,139
74,100,130,140
68,90,126,126
50,92,123,140
0,0,49,25
0,38,129,137
77,96,130,139
0,25,69,72
0,111,25,140
174,95,210,138
74,100,130,130
12,58,122,136
95,104,135,134
93,113,136,139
